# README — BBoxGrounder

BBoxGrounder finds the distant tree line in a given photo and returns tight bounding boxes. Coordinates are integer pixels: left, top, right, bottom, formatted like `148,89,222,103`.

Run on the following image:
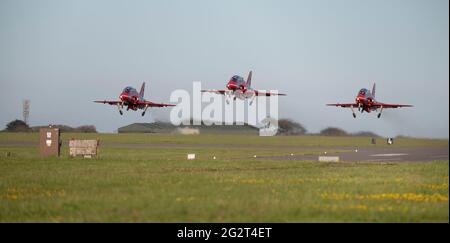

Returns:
271,118,380,137
276,119,307,135
3,118,380,137
5,120,30,132
319,127,348,136
3,120,97,133
319,127,379,137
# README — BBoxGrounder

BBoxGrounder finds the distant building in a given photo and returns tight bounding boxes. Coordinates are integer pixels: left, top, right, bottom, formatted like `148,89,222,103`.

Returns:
117,122,259,134
118,123,176,133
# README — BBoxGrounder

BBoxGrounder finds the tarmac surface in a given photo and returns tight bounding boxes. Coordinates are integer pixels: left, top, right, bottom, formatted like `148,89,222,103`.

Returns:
259,146,449,162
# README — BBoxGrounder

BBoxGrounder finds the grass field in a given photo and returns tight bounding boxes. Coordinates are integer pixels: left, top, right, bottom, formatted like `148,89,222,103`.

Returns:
0,133,448,222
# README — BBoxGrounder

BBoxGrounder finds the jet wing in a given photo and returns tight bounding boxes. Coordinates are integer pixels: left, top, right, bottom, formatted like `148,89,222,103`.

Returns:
254,90,287,96
201,90,229,95
94,100,122,105
371,102,413,109
138,100,176,107
327,103,358,107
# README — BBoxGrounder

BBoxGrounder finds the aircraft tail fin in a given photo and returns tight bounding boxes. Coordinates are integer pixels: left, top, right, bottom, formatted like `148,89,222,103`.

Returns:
246,71,253,88
372,82,376,98
139,82,146,97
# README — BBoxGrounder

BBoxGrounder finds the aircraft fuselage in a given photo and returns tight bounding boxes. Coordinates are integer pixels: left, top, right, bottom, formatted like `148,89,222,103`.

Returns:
119,86,145,110
355,88,376,113
225,75,254,100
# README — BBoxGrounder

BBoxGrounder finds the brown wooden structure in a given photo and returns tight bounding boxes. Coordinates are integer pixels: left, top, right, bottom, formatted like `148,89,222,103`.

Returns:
39,128,61,157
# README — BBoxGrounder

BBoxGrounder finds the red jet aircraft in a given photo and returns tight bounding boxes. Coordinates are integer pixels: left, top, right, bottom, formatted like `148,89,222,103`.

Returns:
201,71,286,105
327,83,413,118
94,82,175,116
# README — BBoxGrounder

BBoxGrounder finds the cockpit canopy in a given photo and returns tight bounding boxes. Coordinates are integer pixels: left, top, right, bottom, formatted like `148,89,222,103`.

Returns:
359,88,368,95
123,86,133,93
230,75,244,83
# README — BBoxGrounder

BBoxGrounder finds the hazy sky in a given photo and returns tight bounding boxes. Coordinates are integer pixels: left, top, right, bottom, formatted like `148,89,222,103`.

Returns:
0,0,448,138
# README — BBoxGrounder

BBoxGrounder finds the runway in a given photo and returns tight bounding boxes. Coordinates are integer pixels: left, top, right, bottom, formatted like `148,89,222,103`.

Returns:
261,146,449,162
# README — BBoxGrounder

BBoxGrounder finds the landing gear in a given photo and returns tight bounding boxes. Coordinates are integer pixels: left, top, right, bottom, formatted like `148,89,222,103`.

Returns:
142,105,149,117
377,105,384,119
117,103,124,115
249,93,256,106
351,105,356,118
226,96,236,104
225,92,233,105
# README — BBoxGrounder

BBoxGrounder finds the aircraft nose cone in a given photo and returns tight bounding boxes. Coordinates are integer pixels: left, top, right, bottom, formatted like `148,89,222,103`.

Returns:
120,94,128,100
227,83,237,90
